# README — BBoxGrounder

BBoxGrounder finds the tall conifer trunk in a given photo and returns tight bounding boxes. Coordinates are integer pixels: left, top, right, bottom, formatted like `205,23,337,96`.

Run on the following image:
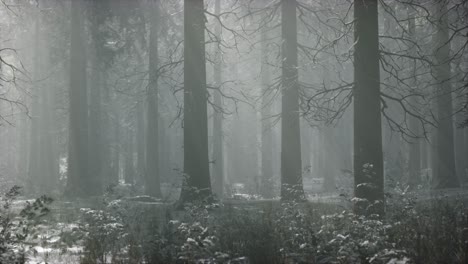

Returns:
432,0,459,189
180,0,212,202
211,0,224,198
145,0,162,197
280,0,305,201
353,0,384,215
66,0,89,196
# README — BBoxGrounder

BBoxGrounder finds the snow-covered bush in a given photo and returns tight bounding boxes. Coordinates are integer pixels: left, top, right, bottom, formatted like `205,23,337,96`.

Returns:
74,193,468,264
0,186,52,264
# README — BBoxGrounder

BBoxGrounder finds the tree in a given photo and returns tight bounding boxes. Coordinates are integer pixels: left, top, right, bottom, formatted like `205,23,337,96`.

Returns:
136,100,146,186
124,126,134,185
260,14,274,199
353,0,384,215
432,0,459,189
88,0,108,195
407,8,421,189
65,0,89,197
145,0,162,197
180,0,212,202
280,0,305,201
211,0,224,198
27,7,42,194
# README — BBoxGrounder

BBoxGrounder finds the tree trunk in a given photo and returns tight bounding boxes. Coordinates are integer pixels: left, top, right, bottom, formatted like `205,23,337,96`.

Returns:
98,70,112,189
125,127,134,185
88,0,105,195
136,100,146,187
280,0,305,201
322,127,336,192
454,40,467,185
180,0,212,202
432,0,459,189
465,127,468,182
407,10,421,189
39,24,57,194
353,0,384,215
111,108,121,185
260,4,274,199
28,11,41,194
455,110,465,183
145,0,162,197
66,0,89,197
211,0,224,198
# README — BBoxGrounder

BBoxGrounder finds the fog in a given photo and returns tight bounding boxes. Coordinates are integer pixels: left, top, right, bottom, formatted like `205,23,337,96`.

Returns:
0,0,467,263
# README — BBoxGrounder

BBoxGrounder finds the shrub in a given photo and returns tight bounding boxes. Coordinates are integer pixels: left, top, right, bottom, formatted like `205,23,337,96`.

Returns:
0,186,52,264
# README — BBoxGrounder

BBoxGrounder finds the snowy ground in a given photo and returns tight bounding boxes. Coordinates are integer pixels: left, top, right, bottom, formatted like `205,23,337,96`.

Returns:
23,222,83,264
11,186,468,264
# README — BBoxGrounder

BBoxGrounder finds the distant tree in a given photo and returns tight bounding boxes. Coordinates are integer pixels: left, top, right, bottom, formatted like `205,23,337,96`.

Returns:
145,0,162,197
88,0,109,195
432,0,459,189
179,0,212,203
407,7,421,189
110,101,121,185
37,0,58,195
353,0,384,215
136,100,146,186
124,126,135,185
211,0,224,198
27,6,42,194
260,9,274,199
65,0,89,197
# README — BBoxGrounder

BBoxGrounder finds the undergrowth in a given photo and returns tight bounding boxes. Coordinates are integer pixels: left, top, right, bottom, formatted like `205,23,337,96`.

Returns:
76,192,468,264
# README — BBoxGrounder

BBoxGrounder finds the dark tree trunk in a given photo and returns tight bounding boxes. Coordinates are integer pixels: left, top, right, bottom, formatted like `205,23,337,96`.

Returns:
432,0,459,189
465,127,468,182
280,0,305,201
454,40,467,184
430,119,438,183
66,0,89,197
455,110,465,182
407,11,421,189
145,0,162,197
180,0,212,202
353,0,384,215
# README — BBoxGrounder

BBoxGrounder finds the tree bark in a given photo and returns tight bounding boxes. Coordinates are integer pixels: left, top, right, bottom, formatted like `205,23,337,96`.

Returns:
28,10,41,194
407,10,421,189
180,0,212,202
66,0,89,197
211,0,224,199
432,0,459,189
88,0,105,195
124,127,134,185
136,100,146,187
280,0,305,201
145,0,162,197
353,0,384,215
260,5,274,199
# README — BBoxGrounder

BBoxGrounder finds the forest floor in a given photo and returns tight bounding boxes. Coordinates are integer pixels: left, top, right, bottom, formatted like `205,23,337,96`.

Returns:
5,186,468,264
